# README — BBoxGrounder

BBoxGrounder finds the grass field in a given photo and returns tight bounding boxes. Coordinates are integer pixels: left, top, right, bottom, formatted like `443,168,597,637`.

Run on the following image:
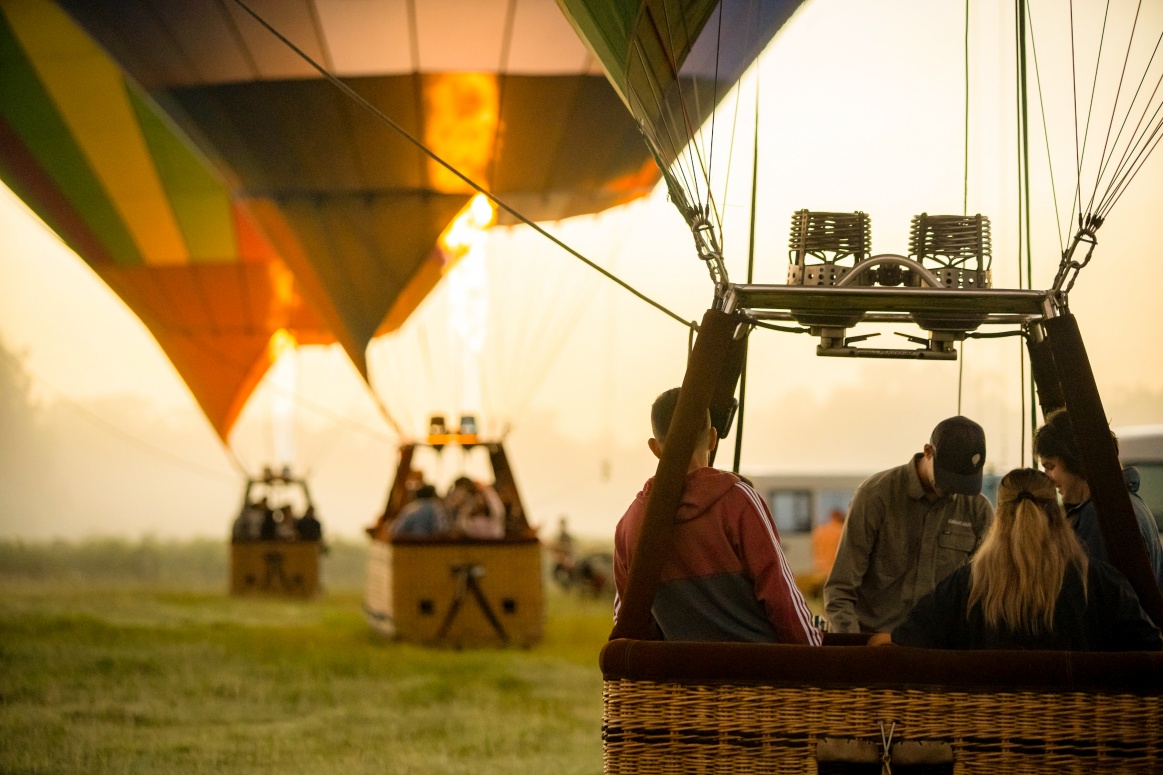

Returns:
0,539,614,774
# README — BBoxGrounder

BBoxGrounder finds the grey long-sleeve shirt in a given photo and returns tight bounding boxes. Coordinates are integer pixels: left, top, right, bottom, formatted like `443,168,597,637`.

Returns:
824,455,993,633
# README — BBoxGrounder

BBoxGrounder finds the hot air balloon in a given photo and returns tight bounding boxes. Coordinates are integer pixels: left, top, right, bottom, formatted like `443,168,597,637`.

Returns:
51,0,663,379
0,0,668,602
0,0,334,442
1,0,666,438
552,0,1163,771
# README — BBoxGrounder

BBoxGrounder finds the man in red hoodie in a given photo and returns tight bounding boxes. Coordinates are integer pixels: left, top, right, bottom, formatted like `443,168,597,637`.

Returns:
613,388,822,645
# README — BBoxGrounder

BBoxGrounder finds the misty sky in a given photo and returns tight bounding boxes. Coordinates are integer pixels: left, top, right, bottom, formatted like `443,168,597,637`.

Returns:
1,0,1161,541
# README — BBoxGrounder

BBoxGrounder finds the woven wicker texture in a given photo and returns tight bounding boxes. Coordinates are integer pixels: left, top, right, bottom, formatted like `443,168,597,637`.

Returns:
603,679,1163,774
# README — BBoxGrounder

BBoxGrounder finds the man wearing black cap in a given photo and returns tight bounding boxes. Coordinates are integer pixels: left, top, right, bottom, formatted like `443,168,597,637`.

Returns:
824,416,994,634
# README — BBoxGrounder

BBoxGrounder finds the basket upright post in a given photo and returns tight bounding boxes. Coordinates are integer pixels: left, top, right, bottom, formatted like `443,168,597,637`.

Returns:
610,308,741,641
1042,313,1163,627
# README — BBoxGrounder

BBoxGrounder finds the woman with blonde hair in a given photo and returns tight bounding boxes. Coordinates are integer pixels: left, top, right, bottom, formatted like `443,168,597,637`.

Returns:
884,468,1160,650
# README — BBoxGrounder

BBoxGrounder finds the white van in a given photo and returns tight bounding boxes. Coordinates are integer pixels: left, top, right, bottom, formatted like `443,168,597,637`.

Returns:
1119,425,1163,531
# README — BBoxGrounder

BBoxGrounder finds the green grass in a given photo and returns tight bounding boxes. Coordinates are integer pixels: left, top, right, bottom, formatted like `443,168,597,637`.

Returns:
0,537,370,591
0,541,615,774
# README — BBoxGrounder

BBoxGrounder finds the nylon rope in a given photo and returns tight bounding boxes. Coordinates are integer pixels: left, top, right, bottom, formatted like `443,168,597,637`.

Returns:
484,0,519,189
677,2,723,236
629,41,701,210
733,34,761,477
1016,0,1029,465
656,1,723,237
651,4,712,221
957,0,969,416
718,71,744,232
627,32,703,212
232,0,691,330
706,3,724,215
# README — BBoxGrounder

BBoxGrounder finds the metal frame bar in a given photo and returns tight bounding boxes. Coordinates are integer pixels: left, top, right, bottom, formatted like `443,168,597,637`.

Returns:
726,284,1051,317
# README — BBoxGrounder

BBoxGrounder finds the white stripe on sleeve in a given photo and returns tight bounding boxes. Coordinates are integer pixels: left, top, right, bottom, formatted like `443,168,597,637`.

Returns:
736,483,821,645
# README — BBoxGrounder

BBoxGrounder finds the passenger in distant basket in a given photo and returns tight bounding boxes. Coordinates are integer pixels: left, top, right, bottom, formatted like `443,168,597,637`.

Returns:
824,416,994,634
459,482,506,539
613,388,821,644
275,505,298,541
259,501,279,541
296,505,322,542
232,496,265,542
391,485,450,537
1034,409,1163,592
873,468,1161,650
444,477,477,516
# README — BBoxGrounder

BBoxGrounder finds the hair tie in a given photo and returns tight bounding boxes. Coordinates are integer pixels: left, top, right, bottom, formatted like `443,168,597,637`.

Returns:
1012,490,1037,504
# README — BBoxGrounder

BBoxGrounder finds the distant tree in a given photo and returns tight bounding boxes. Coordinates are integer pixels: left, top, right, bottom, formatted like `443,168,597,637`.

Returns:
0,337,46,525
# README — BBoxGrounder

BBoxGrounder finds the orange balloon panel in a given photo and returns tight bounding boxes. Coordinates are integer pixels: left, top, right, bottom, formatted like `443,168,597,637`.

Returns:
98,261,329,439
57,0,663,379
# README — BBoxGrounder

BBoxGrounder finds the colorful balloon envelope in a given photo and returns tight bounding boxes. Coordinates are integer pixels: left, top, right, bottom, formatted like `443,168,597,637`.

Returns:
0,0,661,440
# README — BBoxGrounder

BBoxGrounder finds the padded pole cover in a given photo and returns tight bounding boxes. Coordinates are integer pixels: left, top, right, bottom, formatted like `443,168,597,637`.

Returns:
1043,314,1163,627
1026,332,1066,417
610,309,739,640
708,328,749,466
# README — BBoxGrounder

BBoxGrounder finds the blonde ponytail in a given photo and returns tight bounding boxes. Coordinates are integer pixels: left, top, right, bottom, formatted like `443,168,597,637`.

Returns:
967,468,1089,634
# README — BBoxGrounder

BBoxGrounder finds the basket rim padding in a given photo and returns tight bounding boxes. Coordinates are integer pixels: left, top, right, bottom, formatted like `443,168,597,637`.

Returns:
600,638,1163,695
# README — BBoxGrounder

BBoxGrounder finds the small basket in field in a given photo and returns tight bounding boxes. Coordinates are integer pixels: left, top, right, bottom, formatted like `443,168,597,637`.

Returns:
365,536,542,648
230,541,321,598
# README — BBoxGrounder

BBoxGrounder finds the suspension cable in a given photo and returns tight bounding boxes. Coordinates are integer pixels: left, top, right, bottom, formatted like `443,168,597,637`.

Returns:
653,3,720,236
733,48,761,476
231,0,691,331
1070,0,1083,223
1067,0,1113,232
1026,5,1065,253
1092,34,1163,217
1084,0,1144,219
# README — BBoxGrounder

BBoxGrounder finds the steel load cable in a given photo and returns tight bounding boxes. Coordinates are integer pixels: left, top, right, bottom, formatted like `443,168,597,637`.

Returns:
231,0,691,332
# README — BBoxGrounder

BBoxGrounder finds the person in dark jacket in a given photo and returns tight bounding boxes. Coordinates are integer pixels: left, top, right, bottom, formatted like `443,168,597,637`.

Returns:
875,468,1161,651
295,505,323,541
258,501,278,541
825,416,994,634
1034,409,1163,592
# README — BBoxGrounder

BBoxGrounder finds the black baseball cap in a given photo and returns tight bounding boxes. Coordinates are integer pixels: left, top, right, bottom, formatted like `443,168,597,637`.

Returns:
930,416,986,496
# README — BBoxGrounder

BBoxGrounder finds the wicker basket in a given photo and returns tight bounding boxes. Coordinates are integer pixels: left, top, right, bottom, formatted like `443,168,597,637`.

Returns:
601,639,1163,774
364,536,543,647
230,541,320,597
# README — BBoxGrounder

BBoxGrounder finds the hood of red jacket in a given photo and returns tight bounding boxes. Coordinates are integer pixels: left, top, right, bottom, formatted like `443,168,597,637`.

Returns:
634,467,742,523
